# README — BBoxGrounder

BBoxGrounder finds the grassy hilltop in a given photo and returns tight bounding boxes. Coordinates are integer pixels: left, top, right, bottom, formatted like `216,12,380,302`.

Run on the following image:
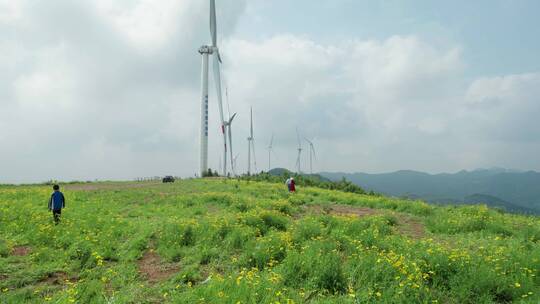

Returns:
0,179,539,303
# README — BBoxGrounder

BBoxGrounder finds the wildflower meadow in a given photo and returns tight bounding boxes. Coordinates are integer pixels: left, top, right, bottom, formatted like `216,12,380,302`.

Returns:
0,179,539,303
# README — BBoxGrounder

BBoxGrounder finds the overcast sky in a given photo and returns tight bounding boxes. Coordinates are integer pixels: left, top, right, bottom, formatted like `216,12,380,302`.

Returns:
1,0,540,183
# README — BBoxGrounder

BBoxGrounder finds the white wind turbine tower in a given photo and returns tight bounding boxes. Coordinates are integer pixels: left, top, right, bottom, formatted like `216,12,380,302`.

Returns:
247,107,257,175
233,153,240,175
267,133,274,172
295,128,302,174
198,0,228,177
305,138,316,174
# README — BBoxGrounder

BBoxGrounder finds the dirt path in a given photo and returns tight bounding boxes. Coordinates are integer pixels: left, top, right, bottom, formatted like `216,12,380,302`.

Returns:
11,246,31,256
304,204,426,239
396,215,426,239
138,249,179,284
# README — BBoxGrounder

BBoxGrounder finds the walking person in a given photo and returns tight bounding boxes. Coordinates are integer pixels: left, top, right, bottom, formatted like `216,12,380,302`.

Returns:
48,185,65,225
290,177,296,193
285,177,292,192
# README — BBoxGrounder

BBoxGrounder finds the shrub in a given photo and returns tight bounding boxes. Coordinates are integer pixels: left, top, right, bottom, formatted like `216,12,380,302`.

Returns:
199,246,219,265
77,279,104,303
234,202,250,212
240,211,289,235
239,233,287,270
180,225,196,246
260,212,288,231
241,172,370,195
280,241,346,294
225,226,254,250
270,200,295,216
0,240,9,257
292,217,324,243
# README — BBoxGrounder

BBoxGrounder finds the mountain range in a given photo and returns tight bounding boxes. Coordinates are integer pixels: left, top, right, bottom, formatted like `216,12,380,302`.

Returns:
319,168,540,214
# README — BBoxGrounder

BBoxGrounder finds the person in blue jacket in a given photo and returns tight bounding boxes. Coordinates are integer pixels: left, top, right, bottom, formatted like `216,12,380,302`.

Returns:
48,184,65,225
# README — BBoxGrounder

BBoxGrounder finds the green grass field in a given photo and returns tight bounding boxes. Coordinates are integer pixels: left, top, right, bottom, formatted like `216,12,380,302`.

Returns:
1,179,539,303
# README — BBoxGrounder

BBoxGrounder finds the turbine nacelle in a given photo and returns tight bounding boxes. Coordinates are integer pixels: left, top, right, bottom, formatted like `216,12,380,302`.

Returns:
198,45,213,55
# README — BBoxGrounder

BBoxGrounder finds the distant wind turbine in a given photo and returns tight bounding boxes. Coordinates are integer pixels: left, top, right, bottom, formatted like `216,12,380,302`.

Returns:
247,107,257,175
305,138,316,174
267,133,274,172
295,128,302,174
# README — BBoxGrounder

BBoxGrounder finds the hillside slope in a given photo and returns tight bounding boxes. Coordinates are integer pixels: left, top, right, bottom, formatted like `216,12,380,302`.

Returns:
321,169,540,213
0,179,539,303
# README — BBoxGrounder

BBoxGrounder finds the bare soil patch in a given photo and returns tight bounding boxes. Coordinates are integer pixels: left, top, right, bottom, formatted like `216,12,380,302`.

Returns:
138,250,179,284
11,246,31,256
397,216,426,239
304,204,426,239
328,204,381,217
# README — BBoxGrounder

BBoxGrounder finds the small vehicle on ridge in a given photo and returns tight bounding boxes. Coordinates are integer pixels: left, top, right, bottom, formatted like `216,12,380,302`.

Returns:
162,176,175,183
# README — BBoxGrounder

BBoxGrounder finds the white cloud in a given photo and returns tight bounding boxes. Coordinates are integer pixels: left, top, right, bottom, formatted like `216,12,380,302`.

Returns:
464,73,540,142
223,35,539,173
222,35,464,171
94,0,198,51
0,0,23,24
0,0,539,183
0,0,246,183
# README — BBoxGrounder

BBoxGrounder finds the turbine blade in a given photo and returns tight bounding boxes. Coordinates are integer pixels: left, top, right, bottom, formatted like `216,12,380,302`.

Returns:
212,53,227,175
304,138,316,160
212,55,226,126
229,112,237,124
210,0,217,47
250,107,253,138
269,133,274,148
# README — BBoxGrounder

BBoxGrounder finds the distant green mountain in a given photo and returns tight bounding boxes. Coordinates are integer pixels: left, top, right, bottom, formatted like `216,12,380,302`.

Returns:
268,168,332,182
462,194,537,214
320,169,540,214
268,168,291,176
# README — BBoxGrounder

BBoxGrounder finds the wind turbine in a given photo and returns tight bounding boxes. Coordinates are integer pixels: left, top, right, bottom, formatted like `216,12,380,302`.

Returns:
247,107,257,175
295,128,302,174
198,0,227,177
305,138,316,174
224,85,237,176
267,133,274,172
